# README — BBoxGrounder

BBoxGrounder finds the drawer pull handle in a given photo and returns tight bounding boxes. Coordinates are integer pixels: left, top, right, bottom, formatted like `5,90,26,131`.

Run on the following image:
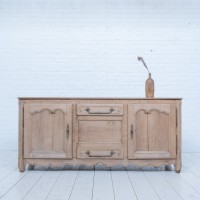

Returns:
66,124,69,139
131,124,134,139
86,150,115,157
85,107,115,114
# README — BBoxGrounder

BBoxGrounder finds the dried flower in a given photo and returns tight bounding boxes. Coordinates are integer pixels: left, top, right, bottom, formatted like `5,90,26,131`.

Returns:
138,56,150,73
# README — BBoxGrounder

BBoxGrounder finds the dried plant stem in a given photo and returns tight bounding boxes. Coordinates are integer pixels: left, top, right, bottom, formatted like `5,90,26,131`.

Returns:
138,56,150,73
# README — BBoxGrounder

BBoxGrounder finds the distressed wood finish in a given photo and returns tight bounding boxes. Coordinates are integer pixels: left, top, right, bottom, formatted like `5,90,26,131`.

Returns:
18,98,182,172
24,103,72,159
128,104,176,160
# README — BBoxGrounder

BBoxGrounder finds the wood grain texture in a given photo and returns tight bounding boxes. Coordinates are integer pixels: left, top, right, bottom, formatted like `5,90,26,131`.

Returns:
175,101,182,173
18,97,182,100
18,101,25,172
128,103,176,160
24,103,72,159
18,98,182,172
78,120,122,142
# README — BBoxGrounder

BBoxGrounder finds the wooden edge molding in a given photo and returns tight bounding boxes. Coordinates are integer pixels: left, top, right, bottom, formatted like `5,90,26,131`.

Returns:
18,97,183,100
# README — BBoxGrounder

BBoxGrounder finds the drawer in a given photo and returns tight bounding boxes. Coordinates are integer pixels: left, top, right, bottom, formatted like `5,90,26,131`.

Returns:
77,104,123,116
77,143,124,159
78,119,122,143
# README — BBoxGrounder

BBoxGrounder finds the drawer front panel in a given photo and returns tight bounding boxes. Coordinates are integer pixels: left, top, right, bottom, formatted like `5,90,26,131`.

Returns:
78,120,122,143
77,143,123,159
77,104,123,116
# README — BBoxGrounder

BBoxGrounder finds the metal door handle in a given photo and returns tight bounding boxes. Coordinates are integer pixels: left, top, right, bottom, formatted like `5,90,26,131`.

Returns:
131,124,134,139
66,124,69,139
85,107,115,114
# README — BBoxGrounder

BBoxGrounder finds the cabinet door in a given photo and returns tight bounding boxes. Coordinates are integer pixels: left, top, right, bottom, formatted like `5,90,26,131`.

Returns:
128,104,176,159
24,103,72,159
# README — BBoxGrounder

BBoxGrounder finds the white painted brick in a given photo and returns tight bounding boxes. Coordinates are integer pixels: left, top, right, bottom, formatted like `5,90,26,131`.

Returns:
0,0,200,151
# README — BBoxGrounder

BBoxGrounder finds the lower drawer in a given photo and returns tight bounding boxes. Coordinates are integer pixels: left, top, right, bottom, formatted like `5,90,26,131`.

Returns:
77,143,123,159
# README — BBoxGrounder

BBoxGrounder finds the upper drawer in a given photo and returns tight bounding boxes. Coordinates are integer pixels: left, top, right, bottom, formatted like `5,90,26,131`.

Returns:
77,104,124,116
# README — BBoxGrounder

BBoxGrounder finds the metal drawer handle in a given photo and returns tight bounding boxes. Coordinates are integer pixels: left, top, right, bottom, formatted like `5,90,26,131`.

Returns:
66,124,69,140
85,107,115,114
86,150,115,157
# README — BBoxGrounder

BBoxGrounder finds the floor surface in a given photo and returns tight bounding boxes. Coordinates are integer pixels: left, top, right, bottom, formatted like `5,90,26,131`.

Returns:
0,151,200,200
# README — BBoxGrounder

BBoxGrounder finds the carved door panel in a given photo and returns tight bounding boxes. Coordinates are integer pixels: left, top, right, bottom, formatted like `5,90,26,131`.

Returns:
24,103,72,159
128,104,176,159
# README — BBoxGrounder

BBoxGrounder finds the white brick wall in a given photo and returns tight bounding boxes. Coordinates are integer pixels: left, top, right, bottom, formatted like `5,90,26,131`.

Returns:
0,0,200,152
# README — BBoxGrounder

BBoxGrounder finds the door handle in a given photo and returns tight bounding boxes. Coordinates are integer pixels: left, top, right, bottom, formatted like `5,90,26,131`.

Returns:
66,124,69,140
131,124,134,139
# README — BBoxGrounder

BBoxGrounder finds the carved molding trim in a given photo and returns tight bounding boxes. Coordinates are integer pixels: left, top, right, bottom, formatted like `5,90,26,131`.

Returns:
135,109,148,115
25,161,176,170
136,108,169,115
30,108,65,115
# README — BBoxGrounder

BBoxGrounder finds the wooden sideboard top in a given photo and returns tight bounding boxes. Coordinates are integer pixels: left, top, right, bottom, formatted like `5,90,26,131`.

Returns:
18,97,182,100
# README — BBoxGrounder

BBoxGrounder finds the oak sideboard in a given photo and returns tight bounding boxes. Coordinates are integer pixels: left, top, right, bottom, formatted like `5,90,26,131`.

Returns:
18,97,182,172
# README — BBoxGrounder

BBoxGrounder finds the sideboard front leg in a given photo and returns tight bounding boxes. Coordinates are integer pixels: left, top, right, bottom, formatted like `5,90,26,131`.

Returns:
18,160,25,172
175,159,181,173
